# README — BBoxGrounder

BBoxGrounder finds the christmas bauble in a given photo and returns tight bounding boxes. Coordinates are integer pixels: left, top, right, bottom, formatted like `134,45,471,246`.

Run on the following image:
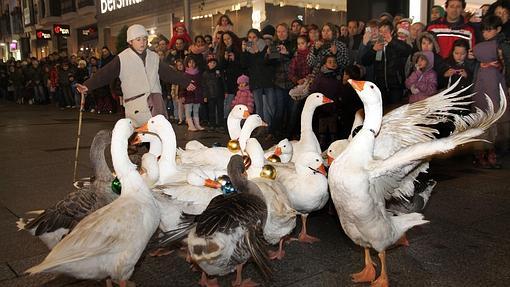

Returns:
243,155,252,169
260,164,277,180
227,139,241,153
267,154,281,163
111,177,121,195
217,175,230,187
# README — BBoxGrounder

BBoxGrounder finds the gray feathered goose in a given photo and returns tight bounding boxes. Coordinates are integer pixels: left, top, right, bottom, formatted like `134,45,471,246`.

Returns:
16,129,118,249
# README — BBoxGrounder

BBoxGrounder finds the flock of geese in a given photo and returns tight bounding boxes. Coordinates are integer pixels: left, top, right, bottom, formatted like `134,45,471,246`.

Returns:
16,79,506,287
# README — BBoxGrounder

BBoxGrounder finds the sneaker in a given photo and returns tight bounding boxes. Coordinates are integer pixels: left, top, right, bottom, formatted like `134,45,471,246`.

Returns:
65,105,71,108
90,109,96,113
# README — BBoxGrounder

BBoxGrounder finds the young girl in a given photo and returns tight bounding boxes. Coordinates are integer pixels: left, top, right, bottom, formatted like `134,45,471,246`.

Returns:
181,57,204,131
405,51,437,103
472,15,509,168
443,39,475,95
172,59,185,125
231,74,254,113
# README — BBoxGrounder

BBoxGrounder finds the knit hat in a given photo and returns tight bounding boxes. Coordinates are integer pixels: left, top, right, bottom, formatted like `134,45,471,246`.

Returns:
261,25,275,40
237,74,249,85
432,5,446,18
379,12,394,23
126,24,148,42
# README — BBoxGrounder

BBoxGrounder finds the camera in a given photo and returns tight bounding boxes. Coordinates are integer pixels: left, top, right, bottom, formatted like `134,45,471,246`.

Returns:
246,41,253,48
268,44,280,60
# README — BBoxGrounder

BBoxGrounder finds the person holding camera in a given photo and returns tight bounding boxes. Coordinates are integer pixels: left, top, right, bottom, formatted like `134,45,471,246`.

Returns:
216,31,244,120
307,23,349,75
361,20,411,106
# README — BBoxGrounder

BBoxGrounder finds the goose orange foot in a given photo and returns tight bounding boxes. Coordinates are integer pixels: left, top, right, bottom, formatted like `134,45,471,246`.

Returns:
351,263,376,283
149,247,174,257
268,248,285,260
199,272,219,287
371,273,389,287
232,278,259,287
297,232,320,244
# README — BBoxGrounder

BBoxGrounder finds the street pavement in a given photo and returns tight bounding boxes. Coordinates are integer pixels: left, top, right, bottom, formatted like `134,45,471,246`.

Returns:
0,101,509,287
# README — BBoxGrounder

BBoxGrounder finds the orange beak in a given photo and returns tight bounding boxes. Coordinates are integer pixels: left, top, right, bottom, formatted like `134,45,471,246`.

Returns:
322,96,334,104
204,179,222,189
260,121,268,127
349,80,365,92
318,164,327,176
135,122,149,133
274,147,282,156
243,110,250,119
130,134,142,145
327,155,334,166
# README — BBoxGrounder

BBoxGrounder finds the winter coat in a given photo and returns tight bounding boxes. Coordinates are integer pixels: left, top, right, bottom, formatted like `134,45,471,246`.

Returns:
288,48,311,84
309,67,342,116
270,38,296,90
75,67,89,84
240,40,275,89
361,37,412,90
405,51,438,103
231,86,254,113
57,68,73,87
218,48,244,94
202,68,225,100
443,58,475,93
427,16,476,59
181,70,203,104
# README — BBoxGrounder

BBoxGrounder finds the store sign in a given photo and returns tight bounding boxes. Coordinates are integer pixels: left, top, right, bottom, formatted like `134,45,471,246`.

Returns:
54,24,71,36
36,30,52,40
100,0,143,14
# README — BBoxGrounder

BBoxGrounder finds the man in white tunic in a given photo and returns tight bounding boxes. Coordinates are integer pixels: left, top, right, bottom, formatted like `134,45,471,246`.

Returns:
77,24,195,126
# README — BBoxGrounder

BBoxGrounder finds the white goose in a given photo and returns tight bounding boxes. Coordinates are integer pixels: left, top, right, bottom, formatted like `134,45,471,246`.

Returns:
245,138,297,259
17,130,118,249
274,152,328,243
26,119,160,287
264,138,293,163
131,132,162,187
183,104,250,151
328,80,506,287
177,114,267,170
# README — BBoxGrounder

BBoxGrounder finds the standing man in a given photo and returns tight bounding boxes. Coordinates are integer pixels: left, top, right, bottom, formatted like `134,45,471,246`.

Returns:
76,24,195,126
427,0,476,59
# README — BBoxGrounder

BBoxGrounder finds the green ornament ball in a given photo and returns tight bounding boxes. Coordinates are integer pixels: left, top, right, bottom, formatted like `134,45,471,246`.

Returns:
111,177,122,195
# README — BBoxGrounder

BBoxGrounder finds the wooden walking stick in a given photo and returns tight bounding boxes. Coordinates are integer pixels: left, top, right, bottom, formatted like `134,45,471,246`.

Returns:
72,91,86,183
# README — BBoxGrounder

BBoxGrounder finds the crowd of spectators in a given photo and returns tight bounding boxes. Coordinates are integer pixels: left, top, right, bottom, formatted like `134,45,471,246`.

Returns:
0,0,508,167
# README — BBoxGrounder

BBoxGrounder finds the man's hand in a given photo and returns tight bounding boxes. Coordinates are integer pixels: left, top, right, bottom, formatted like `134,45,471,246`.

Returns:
373,42,384,52
329,44,338,55
76,84,88,94
186,82,196,91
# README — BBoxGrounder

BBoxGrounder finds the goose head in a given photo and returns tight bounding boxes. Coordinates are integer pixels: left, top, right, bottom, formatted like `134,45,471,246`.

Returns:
274,138,293,162
239,114,267,151
227,155,250,191
135,114,174,136
131,132,162,157
326,140,350,165
305,93,334,109
230,104,250,120
187,171,222,189
348,80,382,107
295,152,327,177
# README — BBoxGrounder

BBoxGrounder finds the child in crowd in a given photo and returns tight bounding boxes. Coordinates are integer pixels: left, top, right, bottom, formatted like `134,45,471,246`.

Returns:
405,51,437,103
181,57,204,131
309,55,342,149
472,15,509,168
173,59,185,125
58,62,75,108
443,39,475,96
202,58,225,130
231,74,254,113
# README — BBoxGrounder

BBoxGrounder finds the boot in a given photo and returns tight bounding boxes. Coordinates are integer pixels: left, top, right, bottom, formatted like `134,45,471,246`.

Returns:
194,117,205,130
187,118,198,131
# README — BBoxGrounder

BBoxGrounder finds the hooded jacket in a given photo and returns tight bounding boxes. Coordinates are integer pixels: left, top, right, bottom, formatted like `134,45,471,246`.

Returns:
405,51,438,103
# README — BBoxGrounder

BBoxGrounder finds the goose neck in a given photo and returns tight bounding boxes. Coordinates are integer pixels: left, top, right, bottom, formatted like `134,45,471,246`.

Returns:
362,102,382,134
227,117,242,140
91,142,113,182
300,103,315,132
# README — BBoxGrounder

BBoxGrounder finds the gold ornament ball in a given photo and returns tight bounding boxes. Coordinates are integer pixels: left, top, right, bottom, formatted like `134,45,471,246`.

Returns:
227,139,241,153
243,155,252,169
260,164,277,180
267,154,281,163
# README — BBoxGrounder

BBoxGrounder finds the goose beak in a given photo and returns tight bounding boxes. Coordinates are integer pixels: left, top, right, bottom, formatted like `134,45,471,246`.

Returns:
204,179,222,189
318,164,327,176
130,134,142,145
243,110,250,119
274,147,282,156
260,121,268,127
348,79,365,92
322,96,334,104
135,123,149,133
327,155,334,166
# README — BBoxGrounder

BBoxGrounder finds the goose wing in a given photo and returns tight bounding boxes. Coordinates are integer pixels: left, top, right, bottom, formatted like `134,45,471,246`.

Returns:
369,88,506,200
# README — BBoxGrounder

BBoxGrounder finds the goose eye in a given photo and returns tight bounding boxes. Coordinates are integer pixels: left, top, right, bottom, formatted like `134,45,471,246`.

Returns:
151,120,154,124
316,159,319,162
283,145,286,148
316,95,319,98
370,85,374,89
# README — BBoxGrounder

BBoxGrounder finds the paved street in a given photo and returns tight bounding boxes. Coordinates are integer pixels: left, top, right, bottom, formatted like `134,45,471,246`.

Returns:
0,101,509,287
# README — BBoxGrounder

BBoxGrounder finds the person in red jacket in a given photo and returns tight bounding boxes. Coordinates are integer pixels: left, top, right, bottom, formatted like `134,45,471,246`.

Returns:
427,0,476,59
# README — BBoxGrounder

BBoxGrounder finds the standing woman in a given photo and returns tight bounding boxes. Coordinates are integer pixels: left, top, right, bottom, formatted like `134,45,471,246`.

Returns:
216,31,244,122
271,23,295,139
241,28,275,125
213,15,234,46
307,23,349,75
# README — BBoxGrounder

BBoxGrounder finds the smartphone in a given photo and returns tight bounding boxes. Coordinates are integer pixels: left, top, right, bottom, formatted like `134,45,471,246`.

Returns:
246,41,253,48
474,9,483,18
365,27,371,33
